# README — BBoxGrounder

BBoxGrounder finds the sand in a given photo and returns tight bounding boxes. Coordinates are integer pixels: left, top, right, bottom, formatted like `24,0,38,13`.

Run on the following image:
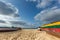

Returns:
0,29,59,40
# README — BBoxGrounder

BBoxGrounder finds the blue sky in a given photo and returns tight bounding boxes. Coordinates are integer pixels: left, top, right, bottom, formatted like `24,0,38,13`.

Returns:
0,0,41,28
3,0,40,23
0,0,60,28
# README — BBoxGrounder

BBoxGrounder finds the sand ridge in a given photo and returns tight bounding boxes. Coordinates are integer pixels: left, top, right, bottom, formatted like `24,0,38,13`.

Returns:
0,29,59,40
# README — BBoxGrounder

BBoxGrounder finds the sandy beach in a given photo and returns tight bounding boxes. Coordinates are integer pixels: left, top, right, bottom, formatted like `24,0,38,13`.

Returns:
0,29,59,40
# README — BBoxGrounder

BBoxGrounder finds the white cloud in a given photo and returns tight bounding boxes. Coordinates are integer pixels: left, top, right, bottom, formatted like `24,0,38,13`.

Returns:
26,0,59,9
0,1,20,27
0,20,12,27
0,23,11,27
36,0,57,9
9,20,35,28
35,6,60,24
0,1,19,17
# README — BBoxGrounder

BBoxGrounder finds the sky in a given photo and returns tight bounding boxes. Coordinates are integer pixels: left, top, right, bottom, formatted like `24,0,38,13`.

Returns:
0,0,60,28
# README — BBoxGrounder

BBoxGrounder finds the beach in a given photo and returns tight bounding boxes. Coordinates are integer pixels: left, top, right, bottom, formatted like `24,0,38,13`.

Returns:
0,29,59,40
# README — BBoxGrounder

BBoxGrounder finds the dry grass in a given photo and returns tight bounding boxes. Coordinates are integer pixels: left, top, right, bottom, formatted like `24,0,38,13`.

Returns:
0,29,59,40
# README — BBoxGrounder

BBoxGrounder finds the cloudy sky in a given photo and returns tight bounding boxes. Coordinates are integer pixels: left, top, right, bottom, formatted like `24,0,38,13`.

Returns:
0,0,60,28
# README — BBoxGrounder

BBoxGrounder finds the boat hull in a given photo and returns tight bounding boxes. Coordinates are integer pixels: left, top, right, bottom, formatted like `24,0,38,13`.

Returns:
0,27,21,32
41,28,60,33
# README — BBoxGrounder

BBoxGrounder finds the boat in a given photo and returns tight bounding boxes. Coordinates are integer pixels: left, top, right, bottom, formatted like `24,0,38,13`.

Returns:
0,27,22,32
38,21,60,37
39,21,60,33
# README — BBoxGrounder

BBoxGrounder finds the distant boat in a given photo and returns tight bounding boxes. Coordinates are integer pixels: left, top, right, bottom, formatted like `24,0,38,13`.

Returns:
0,26,22,32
